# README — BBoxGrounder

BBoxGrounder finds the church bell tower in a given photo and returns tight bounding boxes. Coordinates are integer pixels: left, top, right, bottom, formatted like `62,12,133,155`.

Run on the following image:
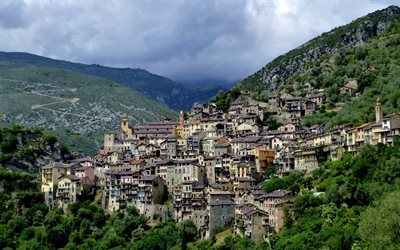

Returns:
375,97,383,123
121,113,132,134
175,111,185,138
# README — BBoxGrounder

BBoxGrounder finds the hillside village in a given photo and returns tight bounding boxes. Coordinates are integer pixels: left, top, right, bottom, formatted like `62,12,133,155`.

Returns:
40,88,400,243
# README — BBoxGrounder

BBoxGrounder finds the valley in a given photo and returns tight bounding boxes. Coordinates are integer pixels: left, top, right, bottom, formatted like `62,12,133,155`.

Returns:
1,4,400,250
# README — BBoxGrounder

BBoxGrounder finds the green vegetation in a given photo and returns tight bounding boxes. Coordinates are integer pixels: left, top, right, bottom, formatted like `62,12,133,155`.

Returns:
236,6,400,129
263,173,309,194
0,52,226,111
0,168,199,249
3,142,399,249
269,142,400,249
0,63,177,155
191,141,400,250
301,20,400,128
239,6,400,95
0,125,70,171
261,112,283,130
212,87,241,111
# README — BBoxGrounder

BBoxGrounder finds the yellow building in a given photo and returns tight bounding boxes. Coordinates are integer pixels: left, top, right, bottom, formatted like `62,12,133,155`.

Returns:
121,112,132,134
175,111,185,138
41,162,73,207
253,146,275,173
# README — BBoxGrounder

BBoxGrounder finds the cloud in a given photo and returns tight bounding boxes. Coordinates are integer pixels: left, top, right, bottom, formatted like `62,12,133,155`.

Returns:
0,0,397,82
0,0,30,29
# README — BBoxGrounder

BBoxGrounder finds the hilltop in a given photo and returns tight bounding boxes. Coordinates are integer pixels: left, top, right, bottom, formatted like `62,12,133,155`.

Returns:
0,62,177,155
235,5,400,127
239,6,400,93
0,52,226,111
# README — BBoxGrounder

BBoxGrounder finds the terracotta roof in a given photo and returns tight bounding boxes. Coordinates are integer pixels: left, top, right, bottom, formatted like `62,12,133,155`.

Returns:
131,159,145,165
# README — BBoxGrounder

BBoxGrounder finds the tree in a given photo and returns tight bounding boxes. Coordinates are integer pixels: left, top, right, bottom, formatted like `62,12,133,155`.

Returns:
179,220,197,250
358,190,400,250
292,191,325,218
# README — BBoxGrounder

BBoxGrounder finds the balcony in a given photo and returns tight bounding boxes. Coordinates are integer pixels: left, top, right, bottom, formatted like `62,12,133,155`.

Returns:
138,186,151,192
182,193,193,199
139,196,152,203
174,201,182,207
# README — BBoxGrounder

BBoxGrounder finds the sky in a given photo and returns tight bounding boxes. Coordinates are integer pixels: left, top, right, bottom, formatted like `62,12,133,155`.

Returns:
0,0,398,83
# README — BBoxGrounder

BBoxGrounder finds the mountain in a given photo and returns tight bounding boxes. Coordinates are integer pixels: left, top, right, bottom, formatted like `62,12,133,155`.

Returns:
183,78,238,90
238,6,400,95
0,52,224,111
236,6,400,127
0,61,177,155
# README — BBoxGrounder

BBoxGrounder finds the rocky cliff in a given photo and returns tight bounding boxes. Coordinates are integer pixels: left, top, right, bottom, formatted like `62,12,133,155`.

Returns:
0,126,71,173
239,6,400,94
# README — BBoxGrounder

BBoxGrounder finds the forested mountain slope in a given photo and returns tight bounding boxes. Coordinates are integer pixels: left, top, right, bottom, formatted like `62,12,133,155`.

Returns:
236,6,400,128
238,6,400,96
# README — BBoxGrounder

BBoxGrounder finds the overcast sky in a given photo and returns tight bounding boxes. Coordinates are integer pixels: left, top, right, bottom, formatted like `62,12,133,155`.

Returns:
0,0,398,82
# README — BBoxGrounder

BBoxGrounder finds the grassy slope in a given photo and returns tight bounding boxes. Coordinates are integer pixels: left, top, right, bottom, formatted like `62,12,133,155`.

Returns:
0,52,226,111
0,62,177,155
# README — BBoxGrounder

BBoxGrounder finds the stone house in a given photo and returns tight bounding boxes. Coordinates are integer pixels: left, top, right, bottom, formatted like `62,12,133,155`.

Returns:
307,92,326,106
294,146,319,173
137,175,166,205
262,189,292,233
235,206,269,243
207,198,235,239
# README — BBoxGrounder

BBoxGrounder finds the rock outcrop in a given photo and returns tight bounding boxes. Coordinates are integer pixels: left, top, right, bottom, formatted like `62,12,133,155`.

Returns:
239,6,400,94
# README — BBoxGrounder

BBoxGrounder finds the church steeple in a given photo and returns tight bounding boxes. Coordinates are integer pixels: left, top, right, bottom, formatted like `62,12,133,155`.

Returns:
175,111,185,138
179,111,184,128
375,97,383,123
121,113,132,134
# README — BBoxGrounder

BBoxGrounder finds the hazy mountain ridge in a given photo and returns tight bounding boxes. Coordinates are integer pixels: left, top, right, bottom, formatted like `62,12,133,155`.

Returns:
0,52,225,111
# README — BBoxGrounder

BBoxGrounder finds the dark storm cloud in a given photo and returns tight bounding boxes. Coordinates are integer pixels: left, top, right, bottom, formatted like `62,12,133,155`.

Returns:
0,0,397,82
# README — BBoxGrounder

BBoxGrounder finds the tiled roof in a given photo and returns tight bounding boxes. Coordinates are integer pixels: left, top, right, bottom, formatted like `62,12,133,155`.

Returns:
131,159,145,165
156,159,174,165
209,199,235,206
63,175,80,181
246,208,269,217
266,189,291,198
140,175,158,181
235,177,255,182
